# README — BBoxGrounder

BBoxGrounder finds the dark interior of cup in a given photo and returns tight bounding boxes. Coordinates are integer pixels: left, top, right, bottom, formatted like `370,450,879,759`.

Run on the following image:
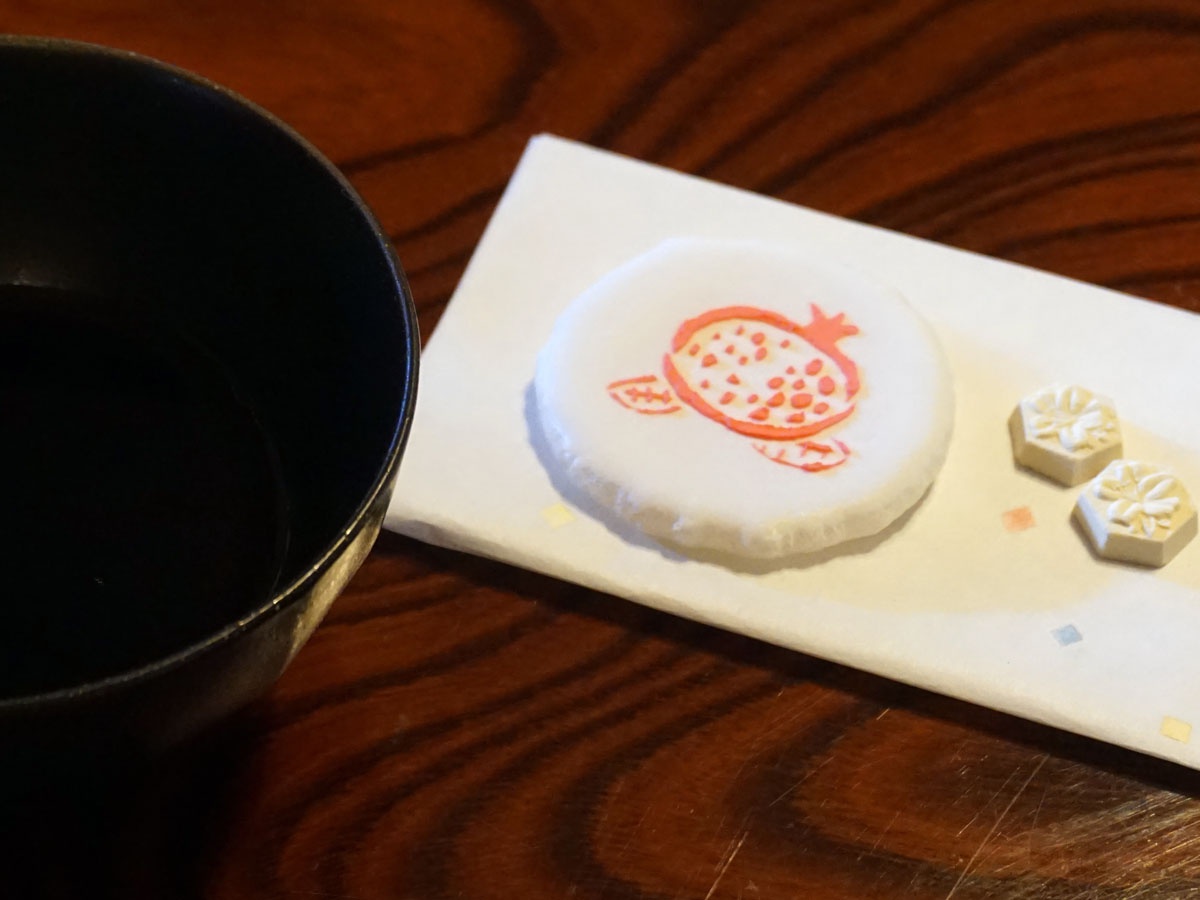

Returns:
0,40,416,702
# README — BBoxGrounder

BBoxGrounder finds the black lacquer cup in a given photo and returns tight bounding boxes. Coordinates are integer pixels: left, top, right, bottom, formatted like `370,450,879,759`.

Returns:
0,37,418,764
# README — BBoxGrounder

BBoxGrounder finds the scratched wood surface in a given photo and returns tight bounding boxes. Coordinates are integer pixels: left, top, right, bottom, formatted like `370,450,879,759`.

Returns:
7,1,1200,897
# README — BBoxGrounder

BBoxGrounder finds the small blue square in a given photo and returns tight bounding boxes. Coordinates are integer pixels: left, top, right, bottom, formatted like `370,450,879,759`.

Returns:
1052,624,1083,646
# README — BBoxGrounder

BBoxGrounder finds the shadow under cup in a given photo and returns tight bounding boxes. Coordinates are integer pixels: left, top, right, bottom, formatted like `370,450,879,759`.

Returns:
0,39,418,756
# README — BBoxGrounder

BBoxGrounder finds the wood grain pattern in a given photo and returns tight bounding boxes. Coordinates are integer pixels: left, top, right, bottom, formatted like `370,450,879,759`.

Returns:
7,1,1200,896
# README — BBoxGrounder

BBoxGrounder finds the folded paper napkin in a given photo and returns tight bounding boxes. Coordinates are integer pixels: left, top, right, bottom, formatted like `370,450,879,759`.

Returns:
386,134,1200,770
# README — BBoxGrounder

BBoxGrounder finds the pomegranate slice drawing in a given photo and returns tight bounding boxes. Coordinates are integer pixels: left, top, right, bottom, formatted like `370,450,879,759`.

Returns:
607,304,860,472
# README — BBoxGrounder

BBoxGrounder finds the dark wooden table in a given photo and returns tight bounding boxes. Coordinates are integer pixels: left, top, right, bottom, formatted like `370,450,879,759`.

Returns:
8,2,1200,897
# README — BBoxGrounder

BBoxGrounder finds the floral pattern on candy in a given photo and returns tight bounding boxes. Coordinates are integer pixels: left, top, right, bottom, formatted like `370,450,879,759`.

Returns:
1027,385,1117,452
606,304,859,472
1094,462,1182,537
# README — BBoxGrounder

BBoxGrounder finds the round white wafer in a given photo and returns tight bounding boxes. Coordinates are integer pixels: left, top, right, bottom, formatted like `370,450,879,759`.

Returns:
534,238,955,558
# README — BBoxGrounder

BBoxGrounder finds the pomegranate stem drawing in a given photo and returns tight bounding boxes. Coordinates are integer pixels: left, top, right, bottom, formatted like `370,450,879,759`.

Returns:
607,304,860,471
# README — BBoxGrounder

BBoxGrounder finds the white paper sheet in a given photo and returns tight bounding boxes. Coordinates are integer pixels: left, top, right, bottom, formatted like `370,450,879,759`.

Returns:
386,134,1200,769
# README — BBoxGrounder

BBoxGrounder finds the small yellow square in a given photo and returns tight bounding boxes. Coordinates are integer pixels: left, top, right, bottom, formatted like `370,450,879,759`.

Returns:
540,503,576,529
1161,716,1192,743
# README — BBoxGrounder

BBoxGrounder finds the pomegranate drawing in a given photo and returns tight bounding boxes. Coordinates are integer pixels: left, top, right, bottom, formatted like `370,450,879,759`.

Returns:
606,304,861,471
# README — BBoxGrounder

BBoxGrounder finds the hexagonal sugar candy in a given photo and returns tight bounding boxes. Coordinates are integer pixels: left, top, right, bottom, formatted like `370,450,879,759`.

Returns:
1074,460,1197,567
1009,384,1122,485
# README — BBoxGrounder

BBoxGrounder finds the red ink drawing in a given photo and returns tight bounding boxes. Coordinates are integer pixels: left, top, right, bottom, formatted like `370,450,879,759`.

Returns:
607,304,860,471
606,374,682,414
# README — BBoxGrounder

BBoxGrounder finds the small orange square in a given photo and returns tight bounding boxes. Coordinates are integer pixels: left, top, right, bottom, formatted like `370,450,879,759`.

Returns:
1002,506,1036,532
